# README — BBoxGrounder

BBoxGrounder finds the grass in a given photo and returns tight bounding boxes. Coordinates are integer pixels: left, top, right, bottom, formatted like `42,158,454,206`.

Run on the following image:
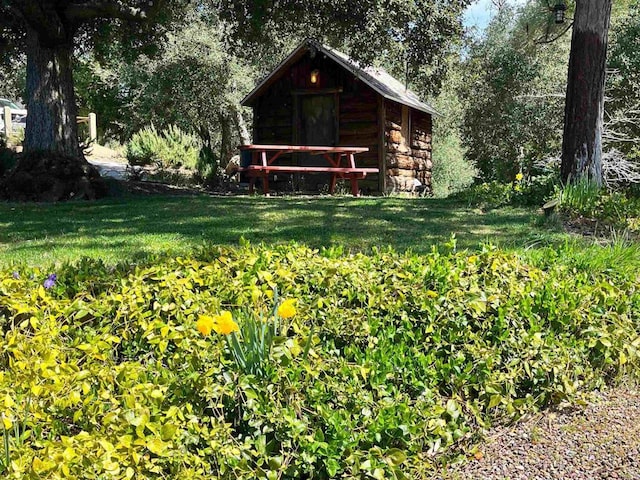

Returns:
0,189,573,267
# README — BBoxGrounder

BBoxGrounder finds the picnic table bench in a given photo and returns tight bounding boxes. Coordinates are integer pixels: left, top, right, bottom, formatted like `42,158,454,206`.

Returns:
238,144,378,196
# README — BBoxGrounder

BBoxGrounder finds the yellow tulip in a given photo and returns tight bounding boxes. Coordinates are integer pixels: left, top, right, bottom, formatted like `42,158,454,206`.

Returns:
277,299,297,319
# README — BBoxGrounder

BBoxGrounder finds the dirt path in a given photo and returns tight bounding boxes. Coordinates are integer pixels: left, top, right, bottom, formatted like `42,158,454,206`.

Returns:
438,385,640,480
86,144,129,180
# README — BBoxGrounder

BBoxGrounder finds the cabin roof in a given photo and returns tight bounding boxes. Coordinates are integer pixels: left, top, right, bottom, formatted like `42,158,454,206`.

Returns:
241,39,438,116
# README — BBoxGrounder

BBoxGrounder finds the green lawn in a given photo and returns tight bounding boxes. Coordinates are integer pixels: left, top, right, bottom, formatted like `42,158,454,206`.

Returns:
0,190,571,266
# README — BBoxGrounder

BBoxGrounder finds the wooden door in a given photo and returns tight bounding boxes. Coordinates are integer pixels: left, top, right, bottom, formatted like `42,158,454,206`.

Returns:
298,94,337,189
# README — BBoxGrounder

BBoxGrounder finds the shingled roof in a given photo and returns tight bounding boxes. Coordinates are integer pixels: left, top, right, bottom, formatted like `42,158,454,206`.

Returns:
241,39,438,116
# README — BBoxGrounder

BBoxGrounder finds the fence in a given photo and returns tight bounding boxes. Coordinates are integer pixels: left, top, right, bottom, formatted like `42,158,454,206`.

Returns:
1,107,97,143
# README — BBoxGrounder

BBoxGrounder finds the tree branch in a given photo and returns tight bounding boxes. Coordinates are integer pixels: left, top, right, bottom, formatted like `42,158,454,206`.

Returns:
535,21,573,44
65,0,152,23
14,0,66,43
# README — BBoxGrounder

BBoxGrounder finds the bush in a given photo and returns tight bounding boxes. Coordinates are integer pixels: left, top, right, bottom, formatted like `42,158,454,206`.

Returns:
431,133,477,198
560,179,640,233
126,125,201,170
452,171,559,209
1,244,638,478
0,137,17,177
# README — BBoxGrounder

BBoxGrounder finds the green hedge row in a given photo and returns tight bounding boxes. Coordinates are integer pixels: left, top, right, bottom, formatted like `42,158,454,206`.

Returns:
0,244,638,478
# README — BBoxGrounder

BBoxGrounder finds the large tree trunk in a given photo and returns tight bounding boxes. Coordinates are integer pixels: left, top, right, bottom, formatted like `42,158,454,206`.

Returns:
560,0,613,187
2,27,105,201
23,27,81,157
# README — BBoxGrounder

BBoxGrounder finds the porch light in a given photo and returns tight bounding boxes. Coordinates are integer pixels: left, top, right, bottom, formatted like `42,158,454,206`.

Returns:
310,69,320,84
553,0,567,24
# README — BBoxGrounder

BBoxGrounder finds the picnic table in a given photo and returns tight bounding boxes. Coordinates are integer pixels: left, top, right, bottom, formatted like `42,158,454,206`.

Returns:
238,144,378,196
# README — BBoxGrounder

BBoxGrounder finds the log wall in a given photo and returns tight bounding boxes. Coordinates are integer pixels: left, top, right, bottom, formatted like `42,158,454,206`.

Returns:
338,86,380,192
384,101,432,193
253,77,294,147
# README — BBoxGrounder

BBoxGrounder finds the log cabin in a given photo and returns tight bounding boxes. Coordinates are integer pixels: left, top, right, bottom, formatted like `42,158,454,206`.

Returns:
241,39,438,194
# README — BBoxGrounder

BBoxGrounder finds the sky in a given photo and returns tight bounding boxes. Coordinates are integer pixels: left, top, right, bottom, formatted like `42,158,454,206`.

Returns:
463,0,496,30
463,0,530,31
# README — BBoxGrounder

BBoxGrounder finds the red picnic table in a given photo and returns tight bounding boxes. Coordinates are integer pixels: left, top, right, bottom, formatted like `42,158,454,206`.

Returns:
237,144,378,196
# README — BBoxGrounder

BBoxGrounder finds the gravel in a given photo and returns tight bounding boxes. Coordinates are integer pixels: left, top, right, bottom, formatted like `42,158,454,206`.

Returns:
440,385,640,480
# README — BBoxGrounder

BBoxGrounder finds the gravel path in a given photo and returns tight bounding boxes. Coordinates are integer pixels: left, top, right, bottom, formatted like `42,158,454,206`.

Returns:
439,386,640,480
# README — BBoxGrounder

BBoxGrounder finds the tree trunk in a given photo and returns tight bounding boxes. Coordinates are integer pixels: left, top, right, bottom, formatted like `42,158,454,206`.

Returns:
2,27,106,201
23,27,81,157
560,0,613,186
230,104,251,145
219,112,233,166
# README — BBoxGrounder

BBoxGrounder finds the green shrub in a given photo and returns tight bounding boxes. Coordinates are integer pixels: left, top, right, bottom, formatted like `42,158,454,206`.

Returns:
1,244,638,478
560,177,602,215
452,172,559,209
431,133,477,198
559,181,640,233
126,124,201,170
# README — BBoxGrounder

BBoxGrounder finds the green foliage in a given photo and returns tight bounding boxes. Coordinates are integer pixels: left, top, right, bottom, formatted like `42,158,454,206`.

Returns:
459,3,569,181
1,244,639,478
126,125,201,170
452,171,559,209
428,57,478,198
431,132,477,198
222,0,471,96
453,181,516,208
608,1,640,161
560,180,640,233
560,178,602,215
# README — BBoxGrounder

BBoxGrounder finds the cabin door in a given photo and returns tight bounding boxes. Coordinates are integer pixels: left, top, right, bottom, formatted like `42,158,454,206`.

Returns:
298,94,337,190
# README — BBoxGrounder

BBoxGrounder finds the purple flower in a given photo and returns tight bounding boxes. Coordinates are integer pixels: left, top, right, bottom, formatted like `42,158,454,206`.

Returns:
12,271,20,280
43,274,57,289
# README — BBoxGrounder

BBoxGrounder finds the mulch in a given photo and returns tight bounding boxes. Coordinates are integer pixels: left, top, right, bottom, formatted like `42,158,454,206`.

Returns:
438,385,640,480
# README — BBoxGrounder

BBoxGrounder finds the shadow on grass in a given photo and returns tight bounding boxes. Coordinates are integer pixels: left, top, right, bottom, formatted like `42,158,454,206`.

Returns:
0,191,567,265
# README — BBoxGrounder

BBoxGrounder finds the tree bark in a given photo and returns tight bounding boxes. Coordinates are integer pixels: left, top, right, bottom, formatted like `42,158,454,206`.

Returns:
560,0,613,186
230,104,251,145
1,25,106,201
24,27,81,157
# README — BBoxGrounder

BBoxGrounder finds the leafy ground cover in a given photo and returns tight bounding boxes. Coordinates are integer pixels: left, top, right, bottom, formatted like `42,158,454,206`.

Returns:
0,243,638,478
0,190,568,267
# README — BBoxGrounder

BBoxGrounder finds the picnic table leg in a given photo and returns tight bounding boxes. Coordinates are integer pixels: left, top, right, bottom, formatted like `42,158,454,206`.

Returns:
262,173,270,196
350,175,360,197
329,173,338,194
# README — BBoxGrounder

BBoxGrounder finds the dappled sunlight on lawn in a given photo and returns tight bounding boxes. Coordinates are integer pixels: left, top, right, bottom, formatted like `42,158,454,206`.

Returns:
0,193,569,265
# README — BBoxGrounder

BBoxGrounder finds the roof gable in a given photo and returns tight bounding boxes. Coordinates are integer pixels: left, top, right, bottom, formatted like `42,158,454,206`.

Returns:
241,39,438,116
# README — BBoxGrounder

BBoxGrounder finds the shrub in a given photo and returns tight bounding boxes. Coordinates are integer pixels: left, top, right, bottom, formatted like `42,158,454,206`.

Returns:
559,179,640,233
0,138,16,177
431,133,477,198
452,171,559,209
126,124,201,170
0,244,638,478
